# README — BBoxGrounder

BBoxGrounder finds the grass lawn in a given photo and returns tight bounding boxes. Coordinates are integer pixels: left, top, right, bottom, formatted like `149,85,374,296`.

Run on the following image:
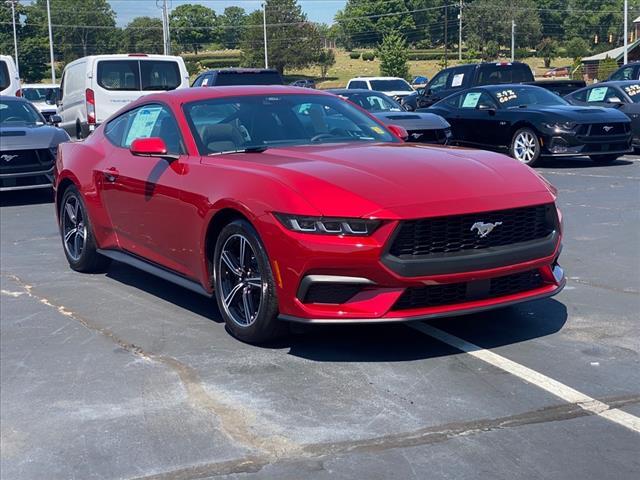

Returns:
286,50,574,88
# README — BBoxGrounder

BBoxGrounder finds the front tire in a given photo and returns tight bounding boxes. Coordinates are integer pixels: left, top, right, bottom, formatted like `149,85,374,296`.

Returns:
510,128,542,166
59,185,111,272
213,219,283,344
590,154,619,164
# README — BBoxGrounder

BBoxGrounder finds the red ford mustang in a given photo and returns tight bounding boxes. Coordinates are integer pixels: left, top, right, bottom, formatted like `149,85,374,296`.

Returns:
54,86,565,343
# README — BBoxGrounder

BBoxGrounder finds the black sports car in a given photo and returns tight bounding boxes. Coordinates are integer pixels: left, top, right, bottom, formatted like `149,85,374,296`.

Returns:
0,95,69,191
564,81,640,148
422,84,633,166
329,88,452,145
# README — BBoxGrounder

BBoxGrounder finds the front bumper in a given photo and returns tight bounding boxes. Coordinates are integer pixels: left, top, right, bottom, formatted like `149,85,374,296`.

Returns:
0,167,54,192
540,130,633,157
258,211,564,323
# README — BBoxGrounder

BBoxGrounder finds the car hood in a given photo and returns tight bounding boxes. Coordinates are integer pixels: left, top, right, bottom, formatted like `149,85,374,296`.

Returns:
372,111,450,129
229,143,555,218
517,105,630,123
380,90,413,98
0,124,69,150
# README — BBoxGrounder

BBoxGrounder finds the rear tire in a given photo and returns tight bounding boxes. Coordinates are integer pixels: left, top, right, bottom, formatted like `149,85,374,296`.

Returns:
589,154,619,164
510,128,542,167
59,185,111,272
213,219,284,344
75,120,84,140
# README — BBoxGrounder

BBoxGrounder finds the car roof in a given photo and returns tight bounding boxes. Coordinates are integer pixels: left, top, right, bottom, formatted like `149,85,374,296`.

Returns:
129,85,333,107
472,84,545,92
327,89,386,94
0,95,27,102
593,80,640,86
200,68,280,74
349,77,407,81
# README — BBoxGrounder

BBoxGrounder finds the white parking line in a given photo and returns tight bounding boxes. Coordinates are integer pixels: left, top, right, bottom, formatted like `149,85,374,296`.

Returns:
409,322,640,434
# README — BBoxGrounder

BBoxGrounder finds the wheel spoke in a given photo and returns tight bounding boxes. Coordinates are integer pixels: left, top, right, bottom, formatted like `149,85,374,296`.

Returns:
64,227,77,243
246,276,262,288
223,282,244,308
238,236,247,268
242,288,254,323
221,251,241,276
74,230,81,255
65,202,76,223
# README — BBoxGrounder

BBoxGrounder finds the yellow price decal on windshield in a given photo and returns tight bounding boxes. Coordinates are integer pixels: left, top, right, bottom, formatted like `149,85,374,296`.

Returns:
372,126,384,134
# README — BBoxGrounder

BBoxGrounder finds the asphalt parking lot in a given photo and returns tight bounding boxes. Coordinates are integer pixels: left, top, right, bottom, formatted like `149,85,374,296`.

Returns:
1,155,639,480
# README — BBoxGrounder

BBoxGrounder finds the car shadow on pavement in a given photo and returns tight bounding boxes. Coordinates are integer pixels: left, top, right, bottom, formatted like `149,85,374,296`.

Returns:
0,189,54,207
538,157,634,169
103,260,567,363
281,299,567,362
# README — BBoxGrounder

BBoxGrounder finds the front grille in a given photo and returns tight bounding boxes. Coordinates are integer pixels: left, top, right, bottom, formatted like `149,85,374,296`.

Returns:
389,204,554,258
586,123,629,136
303,283,363,304
0,149,55,175
393,269,544,310
406,128,449,144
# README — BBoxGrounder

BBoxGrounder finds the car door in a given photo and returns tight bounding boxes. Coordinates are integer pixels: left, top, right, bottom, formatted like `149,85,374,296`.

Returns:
419,69,452,108
456,91,502,146
98,103,193,276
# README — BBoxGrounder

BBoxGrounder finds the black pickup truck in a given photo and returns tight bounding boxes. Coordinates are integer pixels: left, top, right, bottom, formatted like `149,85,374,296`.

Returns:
402,62,585,110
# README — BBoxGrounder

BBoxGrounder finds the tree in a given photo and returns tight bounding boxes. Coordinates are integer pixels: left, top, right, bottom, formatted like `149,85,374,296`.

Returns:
565,38,590,61
483,41,500,61
27,0,117,63
465,0,541,55
240,0,322,74
564,0,625,47
170,4,218,55
377,31,409,80
121,17,163,55
335,0,416,48
317,49,336,78
19,37,49,82
598,56,619,81
219,6,247,49
536,37,558,68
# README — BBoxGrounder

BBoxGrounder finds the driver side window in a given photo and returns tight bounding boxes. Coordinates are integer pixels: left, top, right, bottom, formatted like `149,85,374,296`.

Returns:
118,104,184,155
427,71,450,94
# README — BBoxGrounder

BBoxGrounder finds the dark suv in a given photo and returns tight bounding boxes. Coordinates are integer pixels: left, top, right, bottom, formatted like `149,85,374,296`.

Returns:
191,68,284,87
608,62,640,81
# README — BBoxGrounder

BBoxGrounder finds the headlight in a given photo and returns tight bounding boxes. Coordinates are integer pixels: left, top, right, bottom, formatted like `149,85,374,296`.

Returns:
274,213,380,236
544,122,577,132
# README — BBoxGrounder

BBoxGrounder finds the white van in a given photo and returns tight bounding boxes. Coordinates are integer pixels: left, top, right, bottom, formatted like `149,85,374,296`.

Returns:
0,55,21,97
57,54,189,139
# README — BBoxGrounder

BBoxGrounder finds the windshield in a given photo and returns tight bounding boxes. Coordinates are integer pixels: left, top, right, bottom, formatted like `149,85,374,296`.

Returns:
0,99,44,125
492,87,568,108
369,79,412,92
622,83,640,103
184,94,396,155
341,92,402,112
97,60,181,91
22,87,59,103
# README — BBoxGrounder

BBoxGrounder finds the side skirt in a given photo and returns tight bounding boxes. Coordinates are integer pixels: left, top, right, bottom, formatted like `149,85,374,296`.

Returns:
97,249,212,298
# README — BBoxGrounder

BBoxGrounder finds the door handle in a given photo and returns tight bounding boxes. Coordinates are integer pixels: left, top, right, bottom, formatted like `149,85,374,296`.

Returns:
103,167,119,182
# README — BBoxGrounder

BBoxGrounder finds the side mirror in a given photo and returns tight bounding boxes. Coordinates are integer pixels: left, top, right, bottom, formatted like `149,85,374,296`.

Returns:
130,137,179,160
49,114,62,125
606,96,623,105
387,124,409,141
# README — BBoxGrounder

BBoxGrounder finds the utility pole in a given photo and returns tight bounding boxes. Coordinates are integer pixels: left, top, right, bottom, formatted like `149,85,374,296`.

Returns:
511,19,515,62
262,2,269,69
46,0,55,83
158,0,171,55
458,0,462,61
5,0,19,77
624,0,629,64
444,3,448,68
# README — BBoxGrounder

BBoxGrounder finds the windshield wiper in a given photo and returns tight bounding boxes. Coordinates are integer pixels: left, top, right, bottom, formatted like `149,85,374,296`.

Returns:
208,146,268,156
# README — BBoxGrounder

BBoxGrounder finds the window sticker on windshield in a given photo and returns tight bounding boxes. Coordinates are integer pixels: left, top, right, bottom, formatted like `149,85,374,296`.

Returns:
624,84,640,96
201,77,209,86
496,89,517,103
462,92,482,108
125,106,162,145
451,73,465,87
371,126,385,134
588,87,608,102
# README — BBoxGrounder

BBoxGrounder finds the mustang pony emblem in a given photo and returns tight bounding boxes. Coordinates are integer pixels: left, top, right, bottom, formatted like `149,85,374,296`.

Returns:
471,221,503,238
602,125,614,132
1,154,18,163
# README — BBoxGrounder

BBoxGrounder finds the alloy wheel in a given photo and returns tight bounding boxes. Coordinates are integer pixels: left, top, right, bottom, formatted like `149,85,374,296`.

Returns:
218,234,264,327
62,194,87,262
513,131,538,163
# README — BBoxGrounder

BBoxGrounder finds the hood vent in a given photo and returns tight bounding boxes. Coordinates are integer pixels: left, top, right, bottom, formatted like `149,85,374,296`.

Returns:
385,115,421,120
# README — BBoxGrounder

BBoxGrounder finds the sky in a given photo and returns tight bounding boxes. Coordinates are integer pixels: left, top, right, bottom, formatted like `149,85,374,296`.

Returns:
109,0,346,26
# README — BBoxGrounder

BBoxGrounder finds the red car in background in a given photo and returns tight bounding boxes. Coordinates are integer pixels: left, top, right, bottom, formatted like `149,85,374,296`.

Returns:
543,66,571,78
54,86,565,343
